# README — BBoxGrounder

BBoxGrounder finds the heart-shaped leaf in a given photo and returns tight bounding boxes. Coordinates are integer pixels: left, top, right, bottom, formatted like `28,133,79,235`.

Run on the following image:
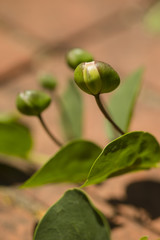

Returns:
34,189,110,240
22,140,101,187
83,132,160,187
0,113,33,158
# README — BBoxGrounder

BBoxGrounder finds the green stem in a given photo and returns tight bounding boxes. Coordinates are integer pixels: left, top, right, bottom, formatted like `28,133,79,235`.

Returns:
95,94,125,135
38,114,63,147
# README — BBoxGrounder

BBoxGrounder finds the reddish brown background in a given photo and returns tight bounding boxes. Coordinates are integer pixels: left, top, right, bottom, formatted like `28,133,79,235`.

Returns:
0,0,160,239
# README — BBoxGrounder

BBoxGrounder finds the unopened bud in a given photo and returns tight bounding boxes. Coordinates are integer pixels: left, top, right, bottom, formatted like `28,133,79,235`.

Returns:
38,73,57,91
16,90,51,116
66,48,94,70
74,61,120,95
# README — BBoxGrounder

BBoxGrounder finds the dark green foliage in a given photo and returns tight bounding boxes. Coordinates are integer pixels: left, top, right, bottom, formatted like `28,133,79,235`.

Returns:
22,140,101,187
83,131,160,186
34,189,110,240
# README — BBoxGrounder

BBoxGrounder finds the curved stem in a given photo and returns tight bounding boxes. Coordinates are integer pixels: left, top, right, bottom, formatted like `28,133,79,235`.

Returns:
95,94,125,135
38,114,63,147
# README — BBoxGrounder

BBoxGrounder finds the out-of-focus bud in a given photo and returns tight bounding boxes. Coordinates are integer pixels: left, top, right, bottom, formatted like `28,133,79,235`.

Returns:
66,48,94,70
74,61,120,95
38,73,57,91
16,90,51,116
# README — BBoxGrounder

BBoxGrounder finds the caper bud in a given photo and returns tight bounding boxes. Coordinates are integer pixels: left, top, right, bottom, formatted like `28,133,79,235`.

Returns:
74,61,120,95
66,48,94,70
16,90,51,116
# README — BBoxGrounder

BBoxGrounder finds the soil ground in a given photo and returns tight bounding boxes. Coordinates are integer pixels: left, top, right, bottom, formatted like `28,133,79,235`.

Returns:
0,0,160,239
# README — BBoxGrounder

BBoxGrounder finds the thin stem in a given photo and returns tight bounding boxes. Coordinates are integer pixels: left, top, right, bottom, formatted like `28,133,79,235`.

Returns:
95,94,125,135
38,114,63,147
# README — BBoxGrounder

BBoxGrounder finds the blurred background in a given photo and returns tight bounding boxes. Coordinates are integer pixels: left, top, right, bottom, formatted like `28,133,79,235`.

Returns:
0,0,160,153
0,0,160,239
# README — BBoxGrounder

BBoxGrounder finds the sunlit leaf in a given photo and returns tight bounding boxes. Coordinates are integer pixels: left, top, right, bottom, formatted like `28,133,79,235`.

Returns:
107,68,143,140
60,79,83,141
83,132,160,187
34,189,110,240
22,140,101,187
0,113,33,158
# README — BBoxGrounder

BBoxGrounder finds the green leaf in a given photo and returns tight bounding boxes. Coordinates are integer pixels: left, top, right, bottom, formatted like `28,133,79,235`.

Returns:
107,68,143,139
59,79,83,141
0,113,33,158
83,132,160,187
22,140,101,187
139,237,148,240
34,188,110,240
144,2,160,34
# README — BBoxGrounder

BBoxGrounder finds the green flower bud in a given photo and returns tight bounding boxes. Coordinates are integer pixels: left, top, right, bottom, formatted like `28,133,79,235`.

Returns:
16,90,51,116
66,48,94,70
74,61,120,95
38,73,57,90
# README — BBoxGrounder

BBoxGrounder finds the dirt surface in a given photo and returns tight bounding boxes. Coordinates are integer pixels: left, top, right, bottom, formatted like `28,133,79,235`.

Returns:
0,0,160,239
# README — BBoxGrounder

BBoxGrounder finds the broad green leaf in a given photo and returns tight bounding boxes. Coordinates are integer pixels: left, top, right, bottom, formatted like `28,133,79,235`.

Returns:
59,79,83,141
22,140,101,187
107,68,143,139
83,132,160,187
34,188,110,240
0,113,33,158
139,237,148,240
144,2,160,34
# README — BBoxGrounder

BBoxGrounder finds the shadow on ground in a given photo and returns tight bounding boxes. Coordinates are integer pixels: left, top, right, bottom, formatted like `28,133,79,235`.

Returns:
0,160,36,186
108,180,160,220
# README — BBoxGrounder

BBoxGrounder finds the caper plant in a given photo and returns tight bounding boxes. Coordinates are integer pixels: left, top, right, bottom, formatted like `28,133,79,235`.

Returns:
15,48,160,240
